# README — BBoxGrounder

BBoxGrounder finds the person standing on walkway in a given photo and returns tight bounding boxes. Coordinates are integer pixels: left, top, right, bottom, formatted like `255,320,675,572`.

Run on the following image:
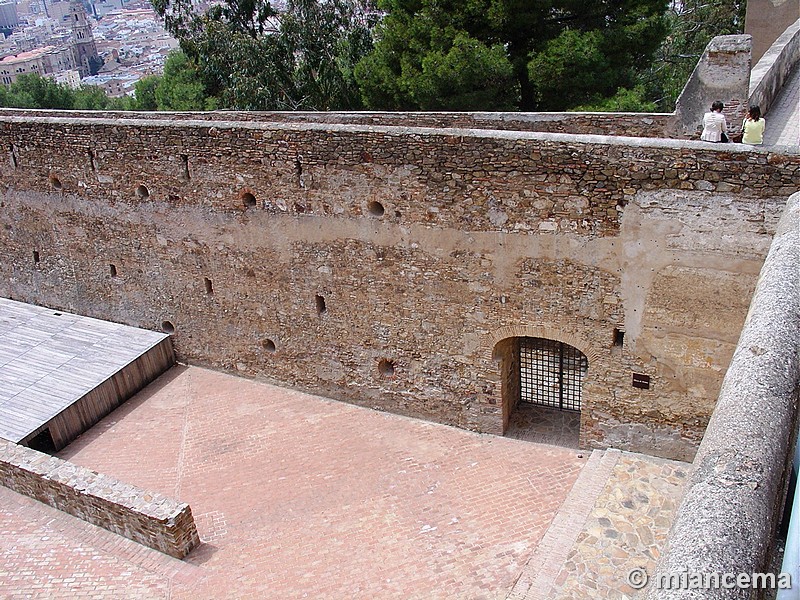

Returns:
741,105,766,145
700,101,728,142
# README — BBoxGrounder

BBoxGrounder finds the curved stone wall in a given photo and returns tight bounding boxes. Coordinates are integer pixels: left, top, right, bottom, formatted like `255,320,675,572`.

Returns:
646,191,800,598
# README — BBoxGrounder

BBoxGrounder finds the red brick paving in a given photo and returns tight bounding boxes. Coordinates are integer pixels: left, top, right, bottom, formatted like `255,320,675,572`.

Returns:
0,486,177,599
1,366,587,599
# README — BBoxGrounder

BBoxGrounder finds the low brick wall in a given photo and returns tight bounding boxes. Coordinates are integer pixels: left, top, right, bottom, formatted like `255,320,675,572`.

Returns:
0,439,200,559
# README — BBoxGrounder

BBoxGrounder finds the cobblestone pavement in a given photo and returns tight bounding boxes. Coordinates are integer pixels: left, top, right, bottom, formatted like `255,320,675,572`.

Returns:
1,365,588,599
509,450,690,599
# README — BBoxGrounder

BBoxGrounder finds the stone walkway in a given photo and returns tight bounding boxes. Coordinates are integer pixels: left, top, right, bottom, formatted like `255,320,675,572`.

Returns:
763,62,800,148
0,365,690,599
506,450,689,599
543,452,689,599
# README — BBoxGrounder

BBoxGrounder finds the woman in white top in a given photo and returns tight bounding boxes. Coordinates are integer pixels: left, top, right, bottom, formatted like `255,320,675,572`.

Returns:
700,101,728,142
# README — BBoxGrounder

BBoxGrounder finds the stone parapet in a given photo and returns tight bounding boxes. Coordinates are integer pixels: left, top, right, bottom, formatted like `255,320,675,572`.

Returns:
646,192,800,598
675,35,753,138
0,115,796,221
0,439,200,559
0,108,678,138
749,18,800,118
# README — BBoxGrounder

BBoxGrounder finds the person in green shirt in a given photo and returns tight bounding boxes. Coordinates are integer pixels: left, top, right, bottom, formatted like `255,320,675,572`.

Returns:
742,105,766,145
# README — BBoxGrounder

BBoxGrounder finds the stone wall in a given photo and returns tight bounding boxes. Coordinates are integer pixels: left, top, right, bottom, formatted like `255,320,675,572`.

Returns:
749,18,800,119
0,108,678,138
0,115,798,460
674,35,752,138
0,438,200,558
745,0,800,64
646,192,800,599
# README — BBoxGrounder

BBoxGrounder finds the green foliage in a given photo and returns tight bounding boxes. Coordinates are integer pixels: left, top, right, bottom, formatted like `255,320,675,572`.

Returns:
4,74,74,108
127,53,218,111
352,9,420,110
152,0,375,110
0,73,124,110
528,30,609,110
280,0,374,109
414,33,518,110
647,0,746,109
356,0,668,111
571,85,658,112
154,51,216,110
72,85,113,110
355,18,519,110
133,75,161,110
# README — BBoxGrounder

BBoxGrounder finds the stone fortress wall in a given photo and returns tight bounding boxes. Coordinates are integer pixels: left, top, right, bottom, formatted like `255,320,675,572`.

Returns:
1,111,798,462
647,192,800,600
1,27,799,463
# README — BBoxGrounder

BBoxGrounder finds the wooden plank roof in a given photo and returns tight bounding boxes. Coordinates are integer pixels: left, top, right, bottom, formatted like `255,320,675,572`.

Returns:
0,298,169,444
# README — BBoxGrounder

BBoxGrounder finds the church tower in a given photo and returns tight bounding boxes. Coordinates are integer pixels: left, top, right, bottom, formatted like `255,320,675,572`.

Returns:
69,0,99,77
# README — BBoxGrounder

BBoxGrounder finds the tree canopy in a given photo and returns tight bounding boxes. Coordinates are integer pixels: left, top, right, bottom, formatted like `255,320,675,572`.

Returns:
151,0,376,110
355,0,669,111
0,0,745,114
153,51,217,110
0,74,129,110
647,0,746,108
146,0,747,113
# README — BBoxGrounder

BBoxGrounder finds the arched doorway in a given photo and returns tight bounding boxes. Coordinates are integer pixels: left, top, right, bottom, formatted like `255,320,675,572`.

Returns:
494,334,589,447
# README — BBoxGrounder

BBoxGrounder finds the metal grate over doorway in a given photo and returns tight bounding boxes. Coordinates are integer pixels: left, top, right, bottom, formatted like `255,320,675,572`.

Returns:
518,337,588,411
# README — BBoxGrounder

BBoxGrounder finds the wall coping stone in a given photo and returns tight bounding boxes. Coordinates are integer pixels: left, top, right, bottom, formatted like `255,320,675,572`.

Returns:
1,114,797,155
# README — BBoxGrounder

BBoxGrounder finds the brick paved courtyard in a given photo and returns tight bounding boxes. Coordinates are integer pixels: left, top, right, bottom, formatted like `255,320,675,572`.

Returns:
0,365,588,599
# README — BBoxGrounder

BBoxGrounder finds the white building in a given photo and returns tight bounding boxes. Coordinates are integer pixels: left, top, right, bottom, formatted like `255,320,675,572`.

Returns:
54,68,80,88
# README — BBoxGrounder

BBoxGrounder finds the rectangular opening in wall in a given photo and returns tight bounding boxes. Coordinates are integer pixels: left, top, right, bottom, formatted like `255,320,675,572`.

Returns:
613,328,624,347
315,294,326,315
181,154,190,180
33,250,40,263
632,373,651,390
204,277,213,295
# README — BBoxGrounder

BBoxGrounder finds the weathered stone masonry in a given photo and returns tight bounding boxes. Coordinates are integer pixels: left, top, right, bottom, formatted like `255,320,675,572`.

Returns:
0,438,200,558
1,115,798,461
